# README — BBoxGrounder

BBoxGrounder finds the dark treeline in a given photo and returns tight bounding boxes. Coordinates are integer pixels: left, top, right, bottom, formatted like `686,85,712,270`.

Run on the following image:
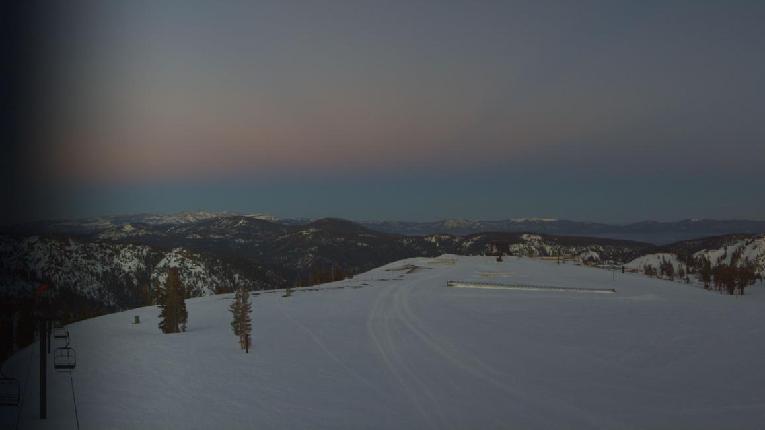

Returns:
699,258,759,295
296,265,349,287
643,252,761,296
0,288,114,364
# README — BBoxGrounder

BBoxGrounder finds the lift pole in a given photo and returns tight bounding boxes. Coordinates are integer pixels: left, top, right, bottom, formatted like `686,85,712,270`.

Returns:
40,320,47,419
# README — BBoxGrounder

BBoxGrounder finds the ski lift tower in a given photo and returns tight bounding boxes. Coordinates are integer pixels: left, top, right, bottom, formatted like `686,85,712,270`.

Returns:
32,283,59,419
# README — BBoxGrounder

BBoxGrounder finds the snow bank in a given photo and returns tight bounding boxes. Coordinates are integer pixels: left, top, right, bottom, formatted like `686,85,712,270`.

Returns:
446,280,615,293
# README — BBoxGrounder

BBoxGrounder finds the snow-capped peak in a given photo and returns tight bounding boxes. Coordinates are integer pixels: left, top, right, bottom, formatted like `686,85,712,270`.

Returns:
511,217,559,223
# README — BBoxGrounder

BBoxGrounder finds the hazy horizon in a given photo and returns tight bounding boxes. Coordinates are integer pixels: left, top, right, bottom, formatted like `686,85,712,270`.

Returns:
5,1,765,223
11,208,765,226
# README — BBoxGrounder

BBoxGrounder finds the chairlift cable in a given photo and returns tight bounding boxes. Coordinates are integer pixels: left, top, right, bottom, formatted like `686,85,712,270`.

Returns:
69,374,80,430
13,343,36,430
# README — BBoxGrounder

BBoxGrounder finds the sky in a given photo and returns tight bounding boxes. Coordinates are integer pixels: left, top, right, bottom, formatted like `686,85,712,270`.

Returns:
10,0,765,223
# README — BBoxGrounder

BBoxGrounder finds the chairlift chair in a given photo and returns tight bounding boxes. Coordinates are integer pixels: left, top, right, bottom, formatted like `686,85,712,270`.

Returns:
53,327,69,340
54,346,76,372
0,374,20,406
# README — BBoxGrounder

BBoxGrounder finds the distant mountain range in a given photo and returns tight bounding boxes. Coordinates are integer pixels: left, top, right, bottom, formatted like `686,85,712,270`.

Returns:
359,218,765,244
1,215,647,307
2,213,764,318
7,212,765,244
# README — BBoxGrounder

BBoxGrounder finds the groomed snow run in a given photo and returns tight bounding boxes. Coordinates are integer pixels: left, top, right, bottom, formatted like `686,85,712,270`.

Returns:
3,255,765,430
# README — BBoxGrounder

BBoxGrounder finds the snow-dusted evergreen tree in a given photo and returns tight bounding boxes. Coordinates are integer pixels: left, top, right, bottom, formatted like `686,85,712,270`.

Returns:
239,289,252,352
158,267,188,333
230,287,252,352
229,288,242,338
698,257,712,289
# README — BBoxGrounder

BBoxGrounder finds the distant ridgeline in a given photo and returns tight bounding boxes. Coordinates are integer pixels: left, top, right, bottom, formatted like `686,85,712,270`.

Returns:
1,215,764,360
360,218,765,245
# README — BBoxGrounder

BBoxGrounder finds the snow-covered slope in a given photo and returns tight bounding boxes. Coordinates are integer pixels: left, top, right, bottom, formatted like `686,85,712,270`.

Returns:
4,256,765,429
625,252,686,273
626,235,765,279
0,236,256,305
693,236,765,270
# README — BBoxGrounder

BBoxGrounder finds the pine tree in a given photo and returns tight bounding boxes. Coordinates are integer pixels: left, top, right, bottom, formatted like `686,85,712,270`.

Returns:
239,289,252,353
698,257,712,289
158,274,176,333
660,259,674,280
735,260,758,296
229,287,252,352
158,268,188,334
643,264,656,277
230,288,242,339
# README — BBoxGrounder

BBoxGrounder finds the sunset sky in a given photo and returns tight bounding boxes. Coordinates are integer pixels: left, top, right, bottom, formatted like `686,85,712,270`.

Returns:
23,1,765,222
